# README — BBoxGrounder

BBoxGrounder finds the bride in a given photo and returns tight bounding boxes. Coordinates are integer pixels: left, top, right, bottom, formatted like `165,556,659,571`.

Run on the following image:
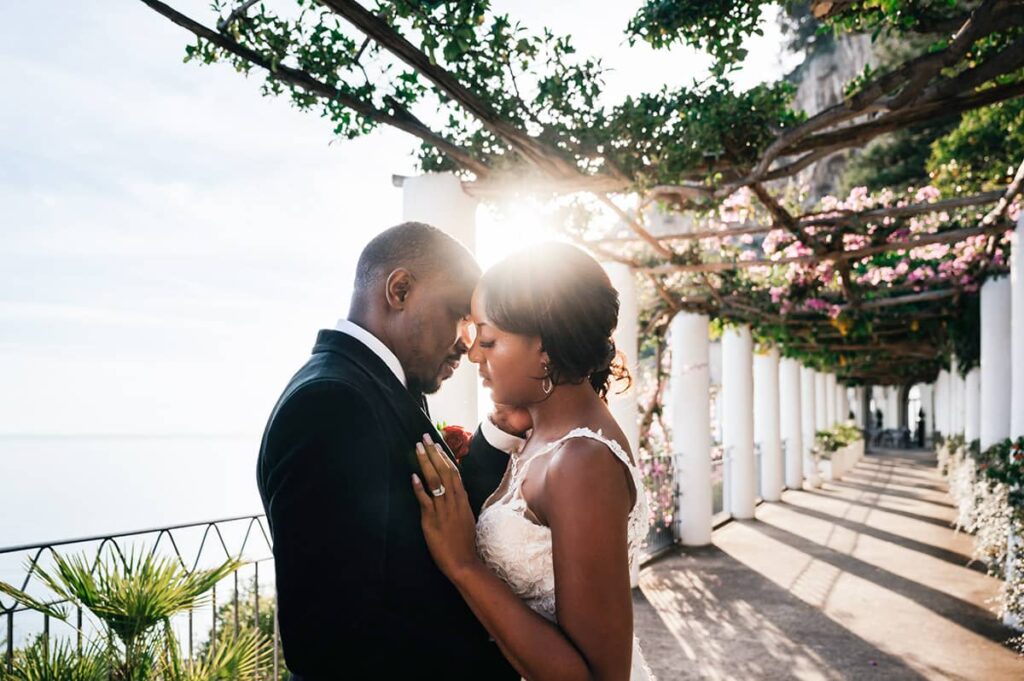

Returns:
411,243,654,680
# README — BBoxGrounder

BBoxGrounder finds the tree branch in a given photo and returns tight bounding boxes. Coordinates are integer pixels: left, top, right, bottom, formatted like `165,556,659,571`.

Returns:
883,0,1003,110
317,0,585,180
137,0,491,178
749,183,820,251
785,79,1024,158
216,0,259,32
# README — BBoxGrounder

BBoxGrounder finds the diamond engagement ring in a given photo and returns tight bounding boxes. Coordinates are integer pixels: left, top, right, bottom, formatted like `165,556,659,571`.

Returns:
431,484,446,497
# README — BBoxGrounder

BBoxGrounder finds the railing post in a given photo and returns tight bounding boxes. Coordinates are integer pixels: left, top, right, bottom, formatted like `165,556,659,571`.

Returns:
723,446,733,518
254,562,260,628
254,561,261,680
211,584,217,652
233,571,240,638
6,610,13,673
273,596,280,680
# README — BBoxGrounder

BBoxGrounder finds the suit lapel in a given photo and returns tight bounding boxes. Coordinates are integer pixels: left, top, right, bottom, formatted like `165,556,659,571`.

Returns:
312,330,457,464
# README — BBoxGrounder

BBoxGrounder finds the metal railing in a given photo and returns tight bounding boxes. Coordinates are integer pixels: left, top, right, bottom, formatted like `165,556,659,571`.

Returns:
641,452,677,557
0,515,277,677
754,442,763,501
711,444,729,519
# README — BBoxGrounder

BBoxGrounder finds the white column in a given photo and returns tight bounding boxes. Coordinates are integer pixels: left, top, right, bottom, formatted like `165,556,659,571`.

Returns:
837,384,850,424
964,368,982,444
754,348,783,502
935,370,949,436
801,366,823,488
887,387,900,429
403,173,479,428
670,312,712,546
604,263,640,457
825,373,837,426
981,277,1013,449
780,358,804,490
1006,213,1024,629
854,386,866,428
942,372,950,436
951,366,963,436
815,371,828,432
1012,214,1024,439
723,325,756,519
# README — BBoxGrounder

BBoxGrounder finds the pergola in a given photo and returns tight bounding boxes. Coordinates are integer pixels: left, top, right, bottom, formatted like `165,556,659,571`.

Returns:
137,0,1024,632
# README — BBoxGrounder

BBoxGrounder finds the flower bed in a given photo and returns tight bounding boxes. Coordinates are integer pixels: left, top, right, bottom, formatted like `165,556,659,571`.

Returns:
943,435,1024,646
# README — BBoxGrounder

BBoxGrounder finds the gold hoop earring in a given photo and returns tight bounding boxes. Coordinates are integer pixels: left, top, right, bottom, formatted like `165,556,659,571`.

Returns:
541,368,553,395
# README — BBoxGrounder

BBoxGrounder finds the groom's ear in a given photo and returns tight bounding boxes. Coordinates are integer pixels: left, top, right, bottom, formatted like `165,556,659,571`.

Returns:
385,268,414,310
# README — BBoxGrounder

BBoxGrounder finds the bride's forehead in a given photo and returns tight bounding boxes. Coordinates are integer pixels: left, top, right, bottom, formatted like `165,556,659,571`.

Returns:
470,287,488,317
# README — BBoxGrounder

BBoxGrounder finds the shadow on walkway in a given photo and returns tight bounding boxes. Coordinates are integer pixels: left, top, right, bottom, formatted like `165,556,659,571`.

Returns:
635,545,930,680
635,448,1024,680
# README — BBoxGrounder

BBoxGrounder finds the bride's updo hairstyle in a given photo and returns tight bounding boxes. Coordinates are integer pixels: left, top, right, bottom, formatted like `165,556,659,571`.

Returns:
479,242,631,400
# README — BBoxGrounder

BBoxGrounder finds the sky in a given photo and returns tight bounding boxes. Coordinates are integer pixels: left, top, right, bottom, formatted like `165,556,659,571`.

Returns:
0,1,798,436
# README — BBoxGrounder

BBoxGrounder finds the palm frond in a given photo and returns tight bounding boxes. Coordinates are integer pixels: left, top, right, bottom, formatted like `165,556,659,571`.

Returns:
0,581,70,622
26,548,243,647
6,636,110,681
180,627,273,681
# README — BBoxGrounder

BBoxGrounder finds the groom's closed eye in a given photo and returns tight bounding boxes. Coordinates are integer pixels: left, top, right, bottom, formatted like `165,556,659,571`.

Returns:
457,316,477,347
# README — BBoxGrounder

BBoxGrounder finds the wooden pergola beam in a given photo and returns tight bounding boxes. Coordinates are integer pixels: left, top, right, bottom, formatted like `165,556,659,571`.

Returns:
589,221,771,245
637,218,1011,274
596,194,676,259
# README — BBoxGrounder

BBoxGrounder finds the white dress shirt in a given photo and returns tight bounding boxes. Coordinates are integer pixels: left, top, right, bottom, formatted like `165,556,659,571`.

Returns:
335,318,527,455
334,318,406,387
480,415,528,455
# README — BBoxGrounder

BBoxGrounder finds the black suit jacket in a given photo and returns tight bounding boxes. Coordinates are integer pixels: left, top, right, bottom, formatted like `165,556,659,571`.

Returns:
256,330,517,680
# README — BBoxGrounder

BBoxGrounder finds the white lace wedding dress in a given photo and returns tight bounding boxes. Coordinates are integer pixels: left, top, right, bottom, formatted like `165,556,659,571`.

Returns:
476,427,655,680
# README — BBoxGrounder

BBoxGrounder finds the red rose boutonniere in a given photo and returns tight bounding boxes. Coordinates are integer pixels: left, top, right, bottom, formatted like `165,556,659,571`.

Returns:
437,422,473,464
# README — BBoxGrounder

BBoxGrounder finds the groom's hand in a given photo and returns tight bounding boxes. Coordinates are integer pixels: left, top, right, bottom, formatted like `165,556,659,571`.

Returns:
490,403,532,438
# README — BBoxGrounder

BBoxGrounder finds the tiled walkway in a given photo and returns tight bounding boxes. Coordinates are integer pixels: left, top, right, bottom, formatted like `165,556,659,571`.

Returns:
634,448,1024,680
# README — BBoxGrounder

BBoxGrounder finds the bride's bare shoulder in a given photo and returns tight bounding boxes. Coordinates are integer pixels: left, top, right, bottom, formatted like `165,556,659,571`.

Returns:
539,436,634,514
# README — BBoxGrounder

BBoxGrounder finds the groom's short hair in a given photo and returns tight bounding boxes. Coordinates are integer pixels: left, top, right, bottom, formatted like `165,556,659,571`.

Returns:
353,221,478,290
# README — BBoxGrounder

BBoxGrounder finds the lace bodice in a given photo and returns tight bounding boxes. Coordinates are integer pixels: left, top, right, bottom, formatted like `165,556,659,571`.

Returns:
476,427,650,621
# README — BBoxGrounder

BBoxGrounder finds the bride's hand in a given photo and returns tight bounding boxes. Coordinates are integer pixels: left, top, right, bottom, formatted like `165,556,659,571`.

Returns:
411,434,481,580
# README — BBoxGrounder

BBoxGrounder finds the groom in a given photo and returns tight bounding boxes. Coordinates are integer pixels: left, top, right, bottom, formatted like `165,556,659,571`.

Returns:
257,222,522,680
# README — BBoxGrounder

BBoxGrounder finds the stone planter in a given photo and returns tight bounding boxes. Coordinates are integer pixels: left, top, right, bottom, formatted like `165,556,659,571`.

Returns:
818,440,863,481
848,439,864,463
818,457,834,481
